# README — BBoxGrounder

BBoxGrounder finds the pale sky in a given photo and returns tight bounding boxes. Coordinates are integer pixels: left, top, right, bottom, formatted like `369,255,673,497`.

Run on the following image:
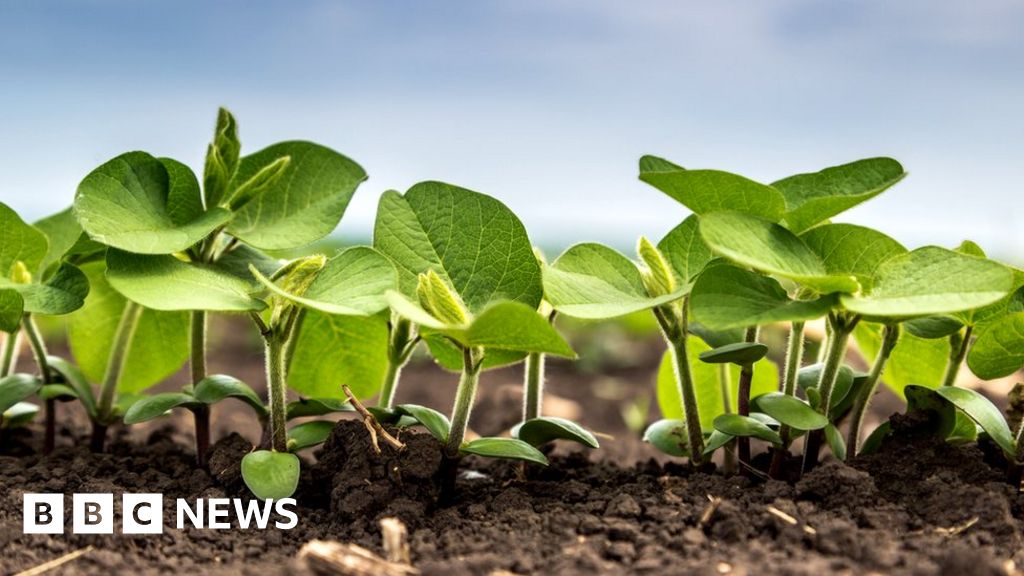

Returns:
1,1,1022,257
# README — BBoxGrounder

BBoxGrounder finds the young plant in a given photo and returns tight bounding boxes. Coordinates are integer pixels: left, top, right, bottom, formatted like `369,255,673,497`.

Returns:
73,108,367,464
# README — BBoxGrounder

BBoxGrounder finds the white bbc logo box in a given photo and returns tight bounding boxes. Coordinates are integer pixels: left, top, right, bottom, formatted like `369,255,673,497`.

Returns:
23,493,164,535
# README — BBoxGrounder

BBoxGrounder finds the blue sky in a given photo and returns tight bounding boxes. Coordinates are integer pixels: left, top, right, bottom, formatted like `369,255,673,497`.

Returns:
1,1,1022,255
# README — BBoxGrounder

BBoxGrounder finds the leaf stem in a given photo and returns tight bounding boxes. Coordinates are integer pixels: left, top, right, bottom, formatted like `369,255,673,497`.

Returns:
941,326,973,387
523,352,545,421
802,313,856,472
770,321,805,478
96,301,143,425
265,336,289,453
445,346,483,458
1,327,22,377
846,324,900,456
190,310,210,465
655,297,704,463
378,316,415,410
22,314,56,453
736,326,759,474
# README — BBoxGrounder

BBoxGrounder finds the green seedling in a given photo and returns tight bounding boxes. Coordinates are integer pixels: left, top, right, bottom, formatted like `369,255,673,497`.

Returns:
73,107,367,464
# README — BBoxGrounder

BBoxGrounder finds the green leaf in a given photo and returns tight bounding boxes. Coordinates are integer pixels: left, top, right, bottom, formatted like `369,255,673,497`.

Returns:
225,141,366,250
251,247,395,316
904,316,964,339
512,416,599,448
203,108,241,208
702,429,733,456
657,215,714,286
33,207,86,277
905,385,957,438
713,413,782,445
854,322,947,398
286,398,350,420
194,375,268,416
423,334,526,372
824,423,847,461
638,156,786,220
0,374,42,413
797,363,855,412
373,183,542,312
642,419,689,457
799,224,907,291
11,262,89,315
967,312,1024,380
38,383,78,401
460,437,549,465
656,338,778,433
241,450,300,500
698,342,768,365
46,356,96,415
859,421,891,455
751,392,829,431
67,261,189,393
287,420,336,451
841,247,1013,318
0,290,23,332
106,249,266,312
933,387,1015,458
464,301,575,357
395,404,451,442
543,243,685,319
74,152,232,254
690,265,835,330
123,392,199,424
699,212,858,294
0,202,48,279
288,311,390,400
773,158,906,234
2,401,39,428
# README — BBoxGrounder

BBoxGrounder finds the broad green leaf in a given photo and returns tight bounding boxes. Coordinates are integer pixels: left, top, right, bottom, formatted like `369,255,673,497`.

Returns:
251,247,395,316
657,215,714,285
799,224,907,291
0,290,23,332
512,416,599,448
395,404,451,442
106,249,266,312
33,207,86,277
824,423,847,460
460,437,548,465
773,158,905,234
287,420,336,451
373,183,542,312
638,156,786,220
699,212,858,294
713,414,782,445
464,301,575,357
226,141,366,250
67,262,189,393
854,322,946,398
241,450,300,500
643,419,689,457
698,342,768,365
286,397,350,420
2,401,38,428
690,265,835,329
0,262,89,316
543,243,685,319
74,152,232,254
123,392,199,424
424,334,526,372
0,373,42,413
904,316,964,339
39,383,78,401
0,202,48,278
934,387,1015,457
288,311,389,400
194,375,268,416
841,247,1013,318
751,392,829,431
656,337,777,433
967,312,1024,379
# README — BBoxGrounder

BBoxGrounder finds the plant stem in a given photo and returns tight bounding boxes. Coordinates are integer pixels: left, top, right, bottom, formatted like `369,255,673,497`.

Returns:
846,324,900,456
717,363,736,475
802,314,856,473
736,326,759,474
96,302,143,430
22,315,57,453
941,326,973,387
378,316,414,410
770,321,805,478
523,352,545,421
265,337,289,453
190,310,210,465
444,346,483,458
1,328,22,377
654,297,704,463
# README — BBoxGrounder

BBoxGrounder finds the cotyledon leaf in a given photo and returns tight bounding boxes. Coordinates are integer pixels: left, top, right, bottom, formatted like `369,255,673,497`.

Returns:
460,437,549,465
227,141,367,250
374,182,543,313
799,223,907,291
773,157,906,234
638,156,786,220
933,387,1016,458
74,152,232,254
967,312,1024,380
690,265,836,330
698,211,859,294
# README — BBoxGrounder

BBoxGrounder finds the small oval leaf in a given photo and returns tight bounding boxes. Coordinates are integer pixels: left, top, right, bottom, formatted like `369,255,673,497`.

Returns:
933,387,1015,458
0,374,42,414
824,423,847,461
702,429,734,456
123,393,199,424
241,450,301,500
38,383,79,401
2,401,39,428
712,414,782,445
512,416,599,448
286,397,350,420
287,420,336,451
642,419,690,457
751,392,829,431
194,375,268,417
395,404,451,443
698,342,769,365
459,437,549,465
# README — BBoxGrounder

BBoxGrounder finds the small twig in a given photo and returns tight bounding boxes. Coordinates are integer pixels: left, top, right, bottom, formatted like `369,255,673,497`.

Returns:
299,540,418,576
934,516,979,536
766,505,817,535
699,495,723,526
343,385,405,455
380,517,411,565
15,546,94,576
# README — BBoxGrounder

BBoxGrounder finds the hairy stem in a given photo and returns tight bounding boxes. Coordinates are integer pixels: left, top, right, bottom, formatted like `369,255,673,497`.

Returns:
941,326,973,387
846,324,900,456
1,328,22,377
445,347,483,458
378,317,414,409
523,352,545,421
717,363,736,475
190,311,210,465
96,302,143,427
22,315,56,453
770,321,806,478
654,297,704,463
802,314,856,472
265,337,289,453
736,326,759,474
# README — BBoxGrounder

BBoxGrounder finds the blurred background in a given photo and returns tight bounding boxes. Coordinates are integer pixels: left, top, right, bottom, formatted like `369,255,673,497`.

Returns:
1,0,1023,258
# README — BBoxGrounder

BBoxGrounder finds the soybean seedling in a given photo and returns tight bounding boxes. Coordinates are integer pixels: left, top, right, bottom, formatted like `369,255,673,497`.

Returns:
73,108,367,465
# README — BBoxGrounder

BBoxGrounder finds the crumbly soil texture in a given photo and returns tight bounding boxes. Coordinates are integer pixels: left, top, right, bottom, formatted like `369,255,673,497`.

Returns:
2,413,1024,576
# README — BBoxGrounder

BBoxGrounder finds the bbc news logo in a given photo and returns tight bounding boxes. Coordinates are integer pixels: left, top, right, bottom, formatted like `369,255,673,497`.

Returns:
23,493,298,534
